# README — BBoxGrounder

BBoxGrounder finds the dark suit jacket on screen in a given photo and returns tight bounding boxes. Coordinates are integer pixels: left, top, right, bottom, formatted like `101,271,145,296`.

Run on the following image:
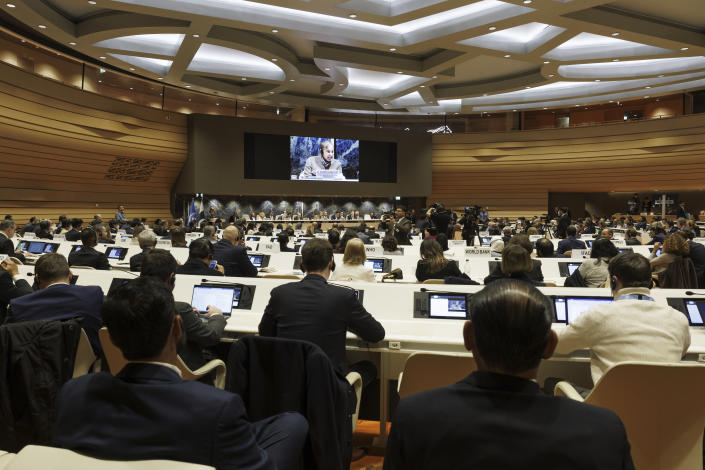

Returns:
6,283,104,353
68,246,111,270
213,239,258,277
258,274,385,374
53,363,275,470
384,371,635,470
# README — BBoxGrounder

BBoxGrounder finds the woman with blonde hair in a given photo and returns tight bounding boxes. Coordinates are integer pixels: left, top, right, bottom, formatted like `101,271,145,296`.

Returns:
329,238,375,282
415,238,461,282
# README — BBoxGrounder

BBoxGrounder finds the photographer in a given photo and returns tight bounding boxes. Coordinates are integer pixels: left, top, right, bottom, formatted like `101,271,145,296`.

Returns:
427,204,452,238
458,208,479,247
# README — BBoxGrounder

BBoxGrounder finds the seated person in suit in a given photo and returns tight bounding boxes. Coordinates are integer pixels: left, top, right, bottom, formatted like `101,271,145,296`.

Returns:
600,228,614,240
36,219,54,240
277,233,296,252
199,225,218,245
535,237,560,258
556,225,586,255
259,238,385,386
20,217,37,236
5,253,103,353
54,277,308,470
329,238,375,283
170,227,187,248
624,228,641,246
130,230,156,272
579,238,619,288
556,252,690,387
213,226,258,278
415,238,461,282
142,249,226,370
484,245,545,286
0,258,32,324
384,279,635,470
68,228,110,270
96,224,115,244
0,219,25,264
64,218,83,242
175,239,224,277
647,222,666,245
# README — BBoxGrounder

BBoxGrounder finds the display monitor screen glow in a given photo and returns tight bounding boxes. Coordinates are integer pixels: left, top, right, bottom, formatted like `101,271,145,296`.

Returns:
429,294,467,319
364,258,385,273
191,285,240,315
684,300,705,326
248,254,264,267
28,242,45,254
554,297,613,323
567,263,581,275
290,136,359,181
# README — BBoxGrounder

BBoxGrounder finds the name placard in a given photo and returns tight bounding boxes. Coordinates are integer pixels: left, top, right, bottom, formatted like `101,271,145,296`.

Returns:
365,245,383,256
258,242,280,252
572,249,591,258
465,247,492,256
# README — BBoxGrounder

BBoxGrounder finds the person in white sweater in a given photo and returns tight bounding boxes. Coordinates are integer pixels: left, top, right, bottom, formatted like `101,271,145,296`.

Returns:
556,252,690,386
329,237,375,283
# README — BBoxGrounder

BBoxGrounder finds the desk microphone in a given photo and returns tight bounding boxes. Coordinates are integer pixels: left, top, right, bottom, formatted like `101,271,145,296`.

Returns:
685,291,705,296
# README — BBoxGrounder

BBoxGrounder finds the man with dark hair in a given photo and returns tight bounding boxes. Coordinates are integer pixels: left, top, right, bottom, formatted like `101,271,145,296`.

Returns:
130,230,157,272
535,237,559,258
65,218,83,242
393,207,412,246
556,252,690,386
5,253,103,352
213,226,257,277
68,228,110,270
0,219,25,263
96,224,115,244
556,225,586,255
54,277,308,470
176,239,224,276
385,279,635,470
20,217,37,236
556,207,571,239
624,228,641,246
36,220,53,240
427,204,452,237
259,238,385,384
141,249,226,370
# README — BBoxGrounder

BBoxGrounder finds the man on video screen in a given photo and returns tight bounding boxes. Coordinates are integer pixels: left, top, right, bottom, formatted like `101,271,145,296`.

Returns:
299,141,344,180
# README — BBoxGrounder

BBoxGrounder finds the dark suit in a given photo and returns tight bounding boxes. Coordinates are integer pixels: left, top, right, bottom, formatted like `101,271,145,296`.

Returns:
68,246,110,270
557,214,571,238
259,274,385,374
64,229,81,242
54,363,307,470
36,231,53,240
213,239,258,277
394,218,412,246
556,236,587,255
384,371,635,470
0,272,32,323
6,283,103,353
676,205,686,218
648,233,666,246
175,301,226,370
176,258,224,277
687,240,705,287
0,233,24,263
625,238,641,246
129,248,151,272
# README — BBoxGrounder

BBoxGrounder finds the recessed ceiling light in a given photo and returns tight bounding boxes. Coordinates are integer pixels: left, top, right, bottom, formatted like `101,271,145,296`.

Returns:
397,71,403,74
548,74,554,77
389,48,396,52
157,77,163,80
289,79,295,82
269,91,274,94
325,67,330,71
216,103,219,106
38,24,46,29
6,3,16,7
513,109,517,111
99,56,106,59
612,59,620,62
338,83,344,86
349,13,357,18
504,54,511,58
185,85,191,88
543,107,547,110
242,106,247,110
129,87,133,90
658,74,664,77
271,58,278,62
543,61,550,64
241,77,247,80
69,41,76,46
271,29,279,33
337,94,342,97
488,26,496,31
609,100,614,103
595,79,600,82
188,98,191,101
88,0,96,4
420,85,425,88
432,75,437,79
192,34,200,38
97,80,102,83
681,47,689,51
645,86,651,89
611,32,619,36
644,95,650,98
129,67,135,71
522,0,531,3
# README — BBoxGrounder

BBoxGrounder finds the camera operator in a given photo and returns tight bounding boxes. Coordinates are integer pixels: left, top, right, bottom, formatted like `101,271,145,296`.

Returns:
458,208,479,247
427,204,452,238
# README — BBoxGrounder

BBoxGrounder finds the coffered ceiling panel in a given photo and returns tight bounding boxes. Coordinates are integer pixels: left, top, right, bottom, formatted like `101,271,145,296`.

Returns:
3,0,705,113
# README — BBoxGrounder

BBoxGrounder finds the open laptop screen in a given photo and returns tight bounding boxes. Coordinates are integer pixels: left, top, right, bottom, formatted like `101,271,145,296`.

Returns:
106,247,128,260
191,284,239,315
554,296,613,323
429,294,468,319
248,254,264,267
684,300,705,326
567,263,580,276
364,258,385,273
27,241,46,254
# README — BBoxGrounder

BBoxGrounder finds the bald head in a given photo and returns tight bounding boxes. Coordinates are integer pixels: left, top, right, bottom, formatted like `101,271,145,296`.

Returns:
222,225,240,242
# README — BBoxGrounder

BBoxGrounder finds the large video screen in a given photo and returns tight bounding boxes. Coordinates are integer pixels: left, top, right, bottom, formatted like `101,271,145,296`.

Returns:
290,136,359,182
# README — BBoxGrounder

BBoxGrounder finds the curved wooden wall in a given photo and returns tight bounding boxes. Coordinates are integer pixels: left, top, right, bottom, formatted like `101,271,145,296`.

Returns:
0,61,187,224
431,113,705,218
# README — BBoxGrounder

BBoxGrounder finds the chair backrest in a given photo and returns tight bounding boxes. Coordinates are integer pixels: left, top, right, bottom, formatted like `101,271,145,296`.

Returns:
586,361,705,470
398,353,476,399
421,279,445,284
72,329,96,378
4,445,214,470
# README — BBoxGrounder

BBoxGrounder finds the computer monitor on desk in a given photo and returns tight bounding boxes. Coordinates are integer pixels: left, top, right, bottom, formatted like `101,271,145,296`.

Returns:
552,296,614,324
364,258,391,274
191,283,242,315
414,291,470,319
105,247,128,260
558,262,582,277
666,298,705,326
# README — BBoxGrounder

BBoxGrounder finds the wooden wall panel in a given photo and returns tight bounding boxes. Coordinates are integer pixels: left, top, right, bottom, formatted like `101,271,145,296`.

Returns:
431,113,705,218
0,61,187,224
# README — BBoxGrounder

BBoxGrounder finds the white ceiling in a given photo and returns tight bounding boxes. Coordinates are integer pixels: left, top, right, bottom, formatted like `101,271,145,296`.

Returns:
5,0,705,113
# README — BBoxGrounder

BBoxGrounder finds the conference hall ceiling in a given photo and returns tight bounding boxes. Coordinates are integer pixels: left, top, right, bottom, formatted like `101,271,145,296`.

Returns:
3,0,705,113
